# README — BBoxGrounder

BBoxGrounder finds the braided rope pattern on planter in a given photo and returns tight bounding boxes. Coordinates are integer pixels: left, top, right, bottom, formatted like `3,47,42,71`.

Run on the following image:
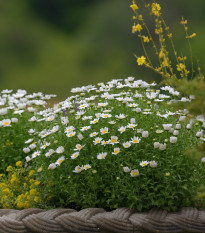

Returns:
0,207,205,233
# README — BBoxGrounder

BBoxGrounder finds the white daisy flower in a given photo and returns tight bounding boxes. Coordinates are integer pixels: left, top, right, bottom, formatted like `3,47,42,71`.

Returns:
93,137,103,145
55,156,65,166
131,136,141,144
97,152,107,159
110,136,119,145
127,103,138,108
100,127,109,135
66,131,76,137
112,147,120,155
80,126,91,131
127,123,137,129
82,116,92,121
73,165,83,173
45,149,55,157
46,115,55,121
65,126,75,133
90,119,99,124
130,169,139,177
83,164,91,170
90,132,98,137
109,121,116,124
123,141,131,148
100,140,109,146
115,114,126,119
79,103,89,109
95,113,101,118
140,161,149,167
40,142,51,149
2,119,11,127
71,152,80,159
101,113,112,118
56,146,64,154
118,126,126,134
98,102,108,107
32,151,41,159
51,125,59,132
61,117,69,125
74,144,84,151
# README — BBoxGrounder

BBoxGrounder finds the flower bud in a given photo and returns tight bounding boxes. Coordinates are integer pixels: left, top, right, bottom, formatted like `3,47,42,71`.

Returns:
179,116,186,122
123,167,131,173
150,161,157,168
196,131,203,137
142,131,149,138
175,124,181,129
154,142,160,148
173,130,179,136
201,157,205,163
170,136,177,144
23,147,30,153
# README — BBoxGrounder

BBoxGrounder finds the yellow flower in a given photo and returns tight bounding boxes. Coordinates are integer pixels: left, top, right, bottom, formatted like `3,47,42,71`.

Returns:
152,3,161,16
34,196,40,203
6,165,12,172
27,195,31,201
177,63,186,71
30,188,37,196
132,24,143,33
16,202,24,208
130,3,138,11
2,188,11,195
34,180,40,186
16,161,22,167
28,170,35,177
143,36,150,43
137,56,146,66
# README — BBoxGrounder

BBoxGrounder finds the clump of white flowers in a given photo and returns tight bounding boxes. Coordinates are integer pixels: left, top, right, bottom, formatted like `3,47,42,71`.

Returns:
18,78,205,211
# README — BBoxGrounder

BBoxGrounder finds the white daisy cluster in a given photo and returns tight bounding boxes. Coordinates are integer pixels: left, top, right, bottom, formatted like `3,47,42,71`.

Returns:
22,77,204,179
0,89,56,127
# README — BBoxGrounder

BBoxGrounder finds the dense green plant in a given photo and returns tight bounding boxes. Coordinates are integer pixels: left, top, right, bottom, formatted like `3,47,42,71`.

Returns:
0,89,56,171
131,0,205,204
21,78,205,211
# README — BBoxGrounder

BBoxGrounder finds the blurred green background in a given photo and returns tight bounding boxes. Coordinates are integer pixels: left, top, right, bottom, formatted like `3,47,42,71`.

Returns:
0,0,204,99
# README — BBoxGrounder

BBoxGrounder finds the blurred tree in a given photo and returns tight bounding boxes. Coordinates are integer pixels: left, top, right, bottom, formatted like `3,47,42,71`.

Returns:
28,0,101,32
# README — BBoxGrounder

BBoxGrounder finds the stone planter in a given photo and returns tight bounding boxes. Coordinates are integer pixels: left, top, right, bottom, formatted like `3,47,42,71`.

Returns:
0,207,205,232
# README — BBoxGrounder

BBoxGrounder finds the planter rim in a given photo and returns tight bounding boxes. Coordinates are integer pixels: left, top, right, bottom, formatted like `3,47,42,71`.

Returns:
0,207,205,232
